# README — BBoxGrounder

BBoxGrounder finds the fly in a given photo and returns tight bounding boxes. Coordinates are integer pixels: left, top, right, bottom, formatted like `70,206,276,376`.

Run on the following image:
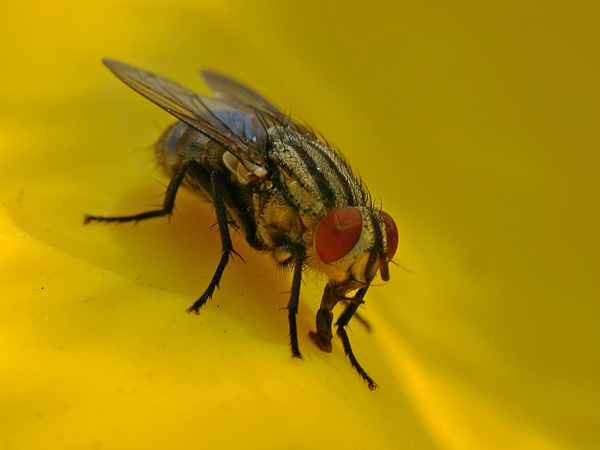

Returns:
85,59,399,390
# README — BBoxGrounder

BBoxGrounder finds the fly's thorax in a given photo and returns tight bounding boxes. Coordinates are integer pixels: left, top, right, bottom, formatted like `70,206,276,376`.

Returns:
268,126,368,224
306,206,399,285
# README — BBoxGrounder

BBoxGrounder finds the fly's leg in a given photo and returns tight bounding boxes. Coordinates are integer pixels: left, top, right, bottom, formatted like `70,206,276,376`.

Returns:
336,287,377,390
84,161,189,224
186,170,235,314
287,250,305,359
343,301,371,332
86,161,234,315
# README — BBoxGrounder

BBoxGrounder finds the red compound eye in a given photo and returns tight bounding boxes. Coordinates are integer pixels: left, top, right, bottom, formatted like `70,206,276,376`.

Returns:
382,211,398,260
315,207,363,263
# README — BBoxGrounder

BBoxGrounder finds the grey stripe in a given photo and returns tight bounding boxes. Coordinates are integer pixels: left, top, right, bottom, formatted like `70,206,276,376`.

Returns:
300,137,364,206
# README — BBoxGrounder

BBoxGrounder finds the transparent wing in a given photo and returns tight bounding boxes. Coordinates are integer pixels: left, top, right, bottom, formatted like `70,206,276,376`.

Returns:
103,59,267,167
201,70,288,119
202,70,322,142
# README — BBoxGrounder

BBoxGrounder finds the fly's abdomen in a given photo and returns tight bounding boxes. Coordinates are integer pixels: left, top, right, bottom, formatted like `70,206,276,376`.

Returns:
156,122,222,174
155,122,228,199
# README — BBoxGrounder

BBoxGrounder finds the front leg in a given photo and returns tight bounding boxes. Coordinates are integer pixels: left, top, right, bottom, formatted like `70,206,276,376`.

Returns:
336,287,377,390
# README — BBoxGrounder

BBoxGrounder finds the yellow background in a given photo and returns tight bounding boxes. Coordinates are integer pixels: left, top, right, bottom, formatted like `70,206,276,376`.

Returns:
2,1,599,449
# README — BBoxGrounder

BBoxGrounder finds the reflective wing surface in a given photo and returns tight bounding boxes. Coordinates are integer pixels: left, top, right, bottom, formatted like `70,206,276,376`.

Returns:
201,70,300,131
202,70,283,117
103,59,268,167
201,70,315,139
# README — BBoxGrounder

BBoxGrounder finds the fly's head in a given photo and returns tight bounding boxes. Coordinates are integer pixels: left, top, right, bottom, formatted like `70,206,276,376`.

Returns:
309,206,398,292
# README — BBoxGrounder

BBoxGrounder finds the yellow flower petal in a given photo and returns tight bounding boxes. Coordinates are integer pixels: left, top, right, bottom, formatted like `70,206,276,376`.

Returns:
2,1,599,449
